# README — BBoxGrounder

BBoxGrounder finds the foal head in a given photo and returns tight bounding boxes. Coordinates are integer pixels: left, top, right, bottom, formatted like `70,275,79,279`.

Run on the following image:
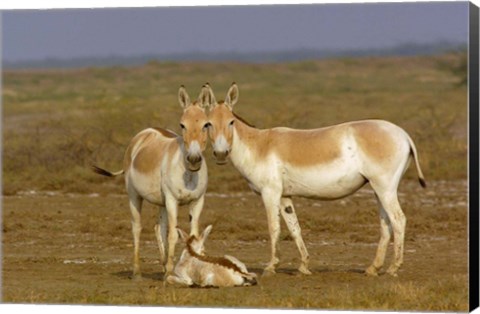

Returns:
205,83,239,165
177,224,213,256
178,85,211,172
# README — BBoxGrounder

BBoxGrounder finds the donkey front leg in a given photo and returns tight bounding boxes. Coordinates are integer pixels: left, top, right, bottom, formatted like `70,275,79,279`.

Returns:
188,196,205,237
280,197,311,275
261,189,282,275
164,193,179,278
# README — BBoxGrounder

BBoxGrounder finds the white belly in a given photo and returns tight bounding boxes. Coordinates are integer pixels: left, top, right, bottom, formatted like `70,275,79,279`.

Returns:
127,169,165,205
281,159,366,200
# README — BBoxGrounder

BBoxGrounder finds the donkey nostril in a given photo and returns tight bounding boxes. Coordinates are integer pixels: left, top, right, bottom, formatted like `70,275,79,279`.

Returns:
188,155,201,164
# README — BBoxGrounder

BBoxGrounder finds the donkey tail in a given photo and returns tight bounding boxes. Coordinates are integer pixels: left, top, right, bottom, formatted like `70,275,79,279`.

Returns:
406,135,426,188
91,165,124,177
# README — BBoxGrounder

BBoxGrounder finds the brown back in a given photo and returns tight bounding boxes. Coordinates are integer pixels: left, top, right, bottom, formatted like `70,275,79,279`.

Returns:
186,236,248,275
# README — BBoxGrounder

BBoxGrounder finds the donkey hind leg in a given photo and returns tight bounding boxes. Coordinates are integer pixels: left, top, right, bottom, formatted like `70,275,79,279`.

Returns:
371,188,406,277
280,197,311,275
365,194,392,276
129,194,143,280
154,206,168,273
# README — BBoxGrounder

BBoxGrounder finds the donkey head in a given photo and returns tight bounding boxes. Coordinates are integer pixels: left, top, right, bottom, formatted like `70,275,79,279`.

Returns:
205,83,239,165
178,85,212,172
177,224,213,256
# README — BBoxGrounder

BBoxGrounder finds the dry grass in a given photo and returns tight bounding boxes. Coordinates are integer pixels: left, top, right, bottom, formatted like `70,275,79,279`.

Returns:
2,178,468,310
1,53,469,310
2,53,468,195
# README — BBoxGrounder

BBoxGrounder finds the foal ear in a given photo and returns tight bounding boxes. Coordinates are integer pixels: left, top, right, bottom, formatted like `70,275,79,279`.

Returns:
178,85,191,109
177,228,189,242
200,225,213,242
225,82,239,109
197,83,216,109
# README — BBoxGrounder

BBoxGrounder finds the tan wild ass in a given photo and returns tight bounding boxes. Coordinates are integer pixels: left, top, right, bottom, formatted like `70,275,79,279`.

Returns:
167,225,257,287
205,83,426,277
92,85,211,279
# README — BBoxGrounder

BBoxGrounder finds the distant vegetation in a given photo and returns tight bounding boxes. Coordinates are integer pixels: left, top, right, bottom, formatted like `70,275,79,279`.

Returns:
3,41,467,69
2,52,468,195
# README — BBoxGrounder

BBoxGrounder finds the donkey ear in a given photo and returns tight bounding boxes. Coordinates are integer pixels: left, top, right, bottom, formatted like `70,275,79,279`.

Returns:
178,85,191,108
177,228,189,242
225,82,239,109
200,225,213,242
197,83,216,109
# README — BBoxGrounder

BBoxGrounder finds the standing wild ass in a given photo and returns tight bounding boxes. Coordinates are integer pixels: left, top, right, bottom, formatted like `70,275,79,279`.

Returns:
167,225,257,287
92,85,211,279
204,83,426,277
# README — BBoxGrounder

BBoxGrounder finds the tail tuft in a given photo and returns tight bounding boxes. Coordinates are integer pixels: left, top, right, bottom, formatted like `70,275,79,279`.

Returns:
91,165,114,177
419,177,427,188
407,135,426,190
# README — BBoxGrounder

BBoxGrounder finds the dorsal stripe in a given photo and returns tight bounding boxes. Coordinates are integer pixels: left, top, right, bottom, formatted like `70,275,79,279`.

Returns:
186,237,248,275
152,127,179,138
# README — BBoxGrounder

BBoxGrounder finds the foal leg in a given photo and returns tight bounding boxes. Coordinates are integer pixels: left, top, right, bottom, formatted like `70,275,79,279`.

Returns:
166,274,193,287
365,194,392,276
261,189,282,275
280,197,311,275
128,194,143,280
154,206,168,273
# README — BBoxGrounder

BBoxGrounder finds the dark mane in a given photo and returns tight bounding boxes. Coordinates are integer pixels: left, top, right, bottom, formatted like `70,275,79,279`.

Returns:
232,112,255,128
216,100,255,128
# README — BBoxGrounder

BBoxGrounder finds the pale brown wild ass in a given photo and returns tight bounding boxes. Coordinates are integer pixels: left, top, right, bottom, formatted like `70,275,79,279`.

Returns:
204,83,426,277
92,85,211,279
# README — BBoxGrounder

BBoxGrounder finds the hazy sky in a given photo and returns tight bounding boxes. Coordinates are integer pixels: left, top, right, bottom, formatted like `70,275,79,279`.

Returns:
2,2,469,62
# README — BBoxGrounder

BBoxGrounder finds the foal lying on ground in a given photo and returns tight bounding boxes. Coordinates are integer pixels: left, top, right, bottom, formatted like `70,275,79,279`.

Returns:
167,225,257,287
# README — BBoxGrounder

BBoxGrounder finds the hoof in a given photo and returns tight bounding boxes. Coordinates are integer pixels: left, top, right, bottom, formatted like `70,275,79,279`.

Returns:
365,265,379,277
299,265,312,275
386,268,399,277
262,268,276,277
165,275,175,285
158,264,166,274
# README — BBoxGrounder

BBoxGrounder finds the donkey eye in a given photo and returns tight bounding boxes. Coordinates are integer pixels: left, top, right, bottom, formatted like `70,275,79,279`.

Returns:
180,123,186,130
229,120,235,126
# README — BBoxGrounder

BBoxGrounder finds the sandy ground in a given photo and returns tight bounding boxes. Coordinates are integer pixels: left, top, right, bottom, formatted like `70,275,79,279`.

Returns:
1,179,469,311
